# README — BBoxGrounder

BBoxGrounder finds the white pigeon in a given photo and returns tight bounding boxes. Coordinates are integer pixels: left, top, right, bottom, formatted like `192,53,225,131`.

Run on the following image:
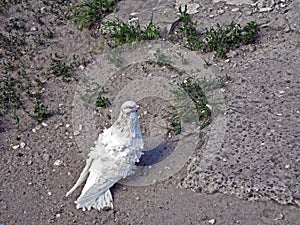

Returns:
66,100,144,211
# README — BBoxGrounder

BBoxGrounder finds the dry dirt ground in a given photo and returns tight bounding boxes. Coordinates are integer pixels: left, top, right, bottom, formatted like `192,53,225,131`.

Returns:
0,0,300,224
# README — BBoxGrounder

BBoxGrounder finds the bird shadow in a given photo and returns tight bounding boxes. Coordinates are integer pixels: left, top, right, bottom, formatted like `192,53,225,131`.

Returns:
137,138,178,166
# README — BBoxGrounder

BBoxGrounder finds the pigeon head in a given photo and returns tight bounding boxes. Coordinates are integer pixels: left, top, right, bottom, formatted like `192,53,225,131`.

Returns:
120,101,140,114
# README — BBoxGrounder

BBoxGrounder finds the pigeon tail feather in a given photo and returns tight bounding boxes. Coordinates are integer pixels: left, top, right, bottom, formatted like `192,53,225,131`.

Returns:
66,158,93,197
74,171,116,211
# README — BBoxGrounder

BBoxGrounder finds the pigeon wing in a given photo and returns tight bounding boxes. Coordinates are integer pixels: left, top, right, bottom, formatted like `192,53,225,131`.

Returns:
66,157,93,197
74,156,124,210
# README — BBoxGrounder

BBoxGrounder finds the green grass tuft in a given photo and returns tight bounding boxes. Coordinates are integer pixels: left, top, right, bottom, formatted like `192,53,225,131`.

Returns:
32,103,49,123
72,0,118,29
49,57,73,81
96,92,111,108
203,21,260,58
102,13,160,47
171,5,260,58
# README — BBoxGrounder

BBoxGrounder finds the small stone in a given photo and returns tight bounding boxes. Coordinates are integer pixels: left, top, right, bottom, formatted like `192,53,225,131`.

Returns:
31,27,38,31
208,219,216,224
217,9,225,15
292,192,300,200
279,3,286,7
56,214,61,218
54,160,63,166
41,122,48,127
48,191,52,196
245,10,252,16
275,213,284,220
12,145,20,150
79,65,85,70
135,197,140,200
65,124,70,128
40,7,46,13
27,160,33,165
43,153,51,162
20,142,26,148
73,130,80,136
259,7,273,12
231,8,239,12
32,124,42,133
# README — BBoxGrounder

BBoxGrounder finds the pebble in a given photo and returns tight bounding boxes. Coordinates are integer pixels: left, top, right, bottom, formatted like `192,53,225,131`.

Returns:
47,191,52,196
208,219,216,224
245,10,252,16
32,124,42,133
30,27,38,32
279,3,286,8
43,153,51,162
284,164,290,169
41,122,48,127
65,124,70,128
259,7,273,12
40,7,46,13
73,130,80,136
275,213,284,220
54,160,63,166
217,9,225,15
231,8,239,12
20,142,26,148
12,145,20,150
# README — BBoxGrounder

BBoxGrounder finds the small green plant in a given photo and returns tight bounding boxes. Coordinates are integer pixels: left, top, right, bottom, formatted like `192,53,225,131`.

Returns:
96,92,111,108
0,76,21,115
218,73,232,87
170,77,213,133
0,33,26,60
33,103,49,122
153,49,170,66
44,28,55,39
0,0,7,13
171,5,259,58
49,57,73,81
102,13,160,47
12,107,20,129
203,21,260,58
72,0,118,29
179,78,212,128
177,5,203,51
106,48,123,67
166,106,181,135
